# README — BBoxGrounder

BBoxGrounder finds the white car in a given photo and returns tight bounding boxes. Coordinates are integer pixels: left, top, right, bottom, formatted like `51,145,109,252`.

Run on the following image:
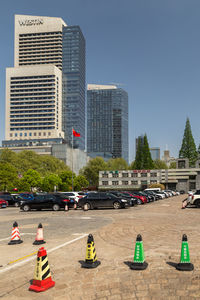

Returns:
59,192,83,202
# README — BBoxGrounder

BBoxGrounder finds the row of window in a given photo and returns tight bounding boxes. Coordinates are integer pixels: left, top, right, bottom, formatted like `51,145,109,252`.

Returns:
10,127,55,131
11,75,55,80
10,132,52,138
19,32,62,37
101,180,157,186
102,173,157,178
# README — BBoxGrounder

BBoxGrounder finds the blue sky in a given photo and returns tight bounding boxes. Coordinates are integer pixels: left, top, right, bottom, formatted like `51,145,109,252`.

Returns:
1,0,200,163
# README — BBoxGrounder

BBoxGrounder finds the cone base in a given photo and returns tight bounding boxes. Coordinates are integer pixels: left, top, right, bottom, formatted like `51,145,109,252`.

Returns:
130,261,148,270
81,260,101,269
33,240,46,245
176,263,194,271
29,277,55,292
8,239,23,245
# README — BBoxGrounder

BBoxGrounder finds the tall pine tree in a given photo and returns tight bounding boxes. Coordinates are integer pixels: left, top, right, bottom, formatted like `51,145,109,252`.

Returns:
133,136,143,169
179,118,198,167
133,134,153,169
142,134,154,169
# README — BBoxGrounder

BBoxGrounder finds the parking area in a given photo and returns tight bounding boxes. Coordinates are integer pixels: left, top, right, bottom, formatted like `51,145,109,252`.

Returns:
1,194,200,299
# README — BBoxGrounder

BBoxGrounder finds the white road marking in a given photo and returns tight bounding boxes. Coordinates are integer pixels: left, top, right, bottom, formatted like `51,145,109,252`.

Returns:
0,234,88,274
81,217,91,219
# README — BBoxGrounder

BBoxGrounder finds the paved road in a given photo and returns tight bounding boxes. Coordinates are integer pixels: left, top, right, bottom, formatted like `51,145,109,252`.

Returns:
1,195,200,299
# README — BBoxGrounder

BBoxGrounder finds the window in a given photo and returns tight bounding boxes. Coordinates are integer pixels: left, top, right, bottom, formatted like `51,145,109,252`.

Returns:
122,173,128,177
131,173,138,177
20,133,22,137
151,173,157,177
141,180,147,185
102,174,108,178
34,133,37,136
150,180,157,184
29,133,32,136
131,181,138,185
112,173,119,178
112,181,119,185
102,181,108,186
141,173,147,177
122,181,128,185
25,133,27,136
15,133,18,137
10,133,12,137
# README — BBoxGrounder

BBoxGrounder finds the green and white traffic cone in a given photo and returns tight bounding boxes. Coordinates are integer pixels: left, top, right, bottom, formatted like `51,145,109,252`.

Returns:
130,234,148,270
176,234,194,271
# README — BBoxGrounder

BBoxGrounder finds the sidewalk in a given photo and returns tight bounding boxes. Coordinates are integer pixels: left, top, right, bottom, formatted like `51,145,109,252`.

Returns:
1,195,200,300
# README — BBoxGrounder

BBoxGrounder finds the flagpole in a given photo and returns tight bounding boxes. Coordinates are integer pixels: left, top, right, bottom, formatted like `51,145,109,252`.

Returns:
72,127,74,192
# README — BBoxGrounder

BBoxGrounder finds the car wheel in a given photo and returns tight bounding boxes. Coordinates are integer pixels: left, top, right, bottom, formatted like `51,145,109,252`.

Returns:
113,201,121,209
23,204,30,212
137,199,142,205
195,200,200,208
14,202,19,207
52,204,60,211
83,202,91,211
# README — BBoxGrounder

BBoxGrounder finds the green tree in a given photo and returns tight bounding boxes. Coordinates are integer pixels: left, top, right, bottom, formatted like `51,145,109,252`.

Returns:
41,174,62,192
142,134,154,169
59,170,73,191
0,162,18,191
21,169,42,191
169,162,176,169
132,136,143,169
149,183,165,190
107,158,128,171
80,157,107,186
153,159,168,169
179,118,198,167
132,134,153,169
74,175,89,191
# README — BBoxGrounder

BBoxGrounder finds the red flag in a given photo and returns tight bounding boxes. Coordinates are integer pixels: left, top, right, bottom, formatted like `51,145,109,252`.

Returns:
73,129,80,137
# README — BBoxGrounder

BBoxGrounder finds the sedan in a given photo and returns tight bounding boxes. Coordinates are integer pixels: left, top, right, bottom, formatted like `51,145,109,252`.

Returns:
78,192,129,210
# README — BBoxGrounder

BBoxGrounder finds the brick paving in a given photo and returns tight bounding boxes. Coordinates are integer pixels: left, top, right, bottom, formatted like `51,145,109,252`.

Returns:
1,195,200,299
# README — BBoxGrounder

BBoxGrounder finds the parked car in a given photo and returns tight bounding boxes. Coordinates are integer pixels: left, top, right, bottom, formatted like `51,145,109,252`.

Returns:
78,192,129,210
187,190,200,207
11,194,24,207
59,192,82,202
109,191,137,206
20,193,74,211
0,193,18,206
131,192,148,204
0,199,8,208
141,191,155,202
144,190,159,201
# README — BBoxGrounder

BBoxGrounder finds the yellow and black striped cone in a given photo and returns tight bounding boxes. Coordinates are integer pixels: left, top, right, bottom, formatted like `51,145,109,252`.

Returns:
29,247,55,292
82,234,101,268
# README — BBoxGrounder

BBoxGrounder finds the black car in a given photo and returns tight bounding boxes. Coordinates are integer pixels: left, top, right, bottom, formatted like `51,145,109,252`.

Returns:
0,193,20,206
20,193,75,211
78,192,129,210
110,191,137,206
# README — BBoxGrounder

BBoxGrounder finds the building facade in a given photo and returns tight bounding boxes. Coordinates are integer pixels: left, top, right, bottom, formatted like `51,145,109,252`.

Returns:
99,168,200,192
3,14,85,150
62,26,85,150
150,147,160,160
87,84,129,162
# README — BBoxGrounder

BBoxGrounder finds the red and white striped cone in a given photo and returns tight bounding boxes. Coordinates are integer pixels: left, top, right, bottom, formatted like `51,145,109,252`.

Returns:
33,223,46,245
65,204,69,211
182,199,188,209
8,221,23,245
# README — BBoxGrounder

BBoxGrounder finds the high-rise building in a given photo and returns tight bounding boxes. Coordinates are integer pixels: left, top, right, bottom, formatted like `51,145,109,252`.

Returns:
87,84,129,162
3,14,85,149
150,147,160,160
62,26,85,150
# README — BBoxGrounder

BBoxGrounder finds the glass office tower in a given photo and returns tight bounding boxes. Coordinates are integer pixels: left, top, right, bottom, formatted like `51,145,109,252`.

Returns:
87,85,129,162
62,26,86,150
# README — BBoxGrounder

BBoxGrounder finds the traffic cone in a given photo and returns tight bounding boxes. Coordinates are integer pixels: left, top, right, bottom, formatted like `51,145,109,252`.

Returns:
33,223,46,245
65,204,69,211
130,234,148,270
29,247,55,292
8,221,23,245
176,234,194,271
82,234,101,268
182,199,188,209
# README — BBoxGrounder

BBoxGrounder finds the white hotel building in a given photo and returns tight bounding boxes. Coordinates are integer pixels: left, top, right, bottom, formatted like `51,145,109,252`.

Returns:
5,15,66,143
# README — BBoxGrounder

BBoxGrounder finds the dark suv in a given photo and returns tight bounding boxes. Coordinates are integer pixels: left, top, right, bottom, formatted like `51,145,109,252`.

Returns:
78,192,129,210
20,193,74,211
